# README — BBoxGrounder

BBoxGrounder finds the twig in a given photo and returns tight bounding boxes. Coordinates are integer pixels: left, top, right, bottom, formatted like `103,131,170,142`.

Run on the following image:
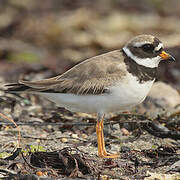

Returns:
0,168,17,176
21,152,35,169
4,148,22,160
0,113,21,147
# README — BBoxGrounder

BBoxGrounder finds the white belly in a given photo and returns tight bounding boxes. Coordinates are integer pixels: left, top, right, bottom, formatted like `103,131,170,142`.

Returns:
40,74,154,114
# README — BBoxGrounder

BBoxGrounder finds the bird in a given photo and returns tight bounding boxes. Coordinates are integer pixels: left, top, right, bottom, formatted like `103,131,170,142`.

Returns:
6,34,175,158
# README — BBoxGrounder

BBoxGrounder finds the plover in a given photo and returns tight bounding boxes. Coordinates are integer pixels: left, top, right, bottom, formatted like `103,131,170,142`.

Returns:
6,35,175,158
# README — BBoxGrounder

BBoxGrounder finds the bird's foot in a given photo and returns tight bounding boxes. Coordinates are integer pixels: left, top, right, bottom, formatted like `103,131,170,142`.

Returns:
98,151,119,158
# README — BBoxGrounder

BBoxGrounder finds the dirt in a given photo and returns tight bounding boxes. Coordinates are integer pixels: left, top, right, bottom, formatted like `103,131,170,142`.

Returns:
0,0,179,179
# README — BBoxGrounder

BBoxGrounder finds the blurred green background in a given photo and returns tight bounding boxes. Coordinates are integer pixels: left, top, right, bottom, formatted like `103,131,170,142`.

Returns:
0,0,179,88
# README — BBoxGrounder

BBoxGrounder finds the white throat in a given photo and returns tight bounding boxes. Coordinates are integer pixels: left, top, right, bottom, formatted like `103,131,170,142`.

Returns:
123,47,161,68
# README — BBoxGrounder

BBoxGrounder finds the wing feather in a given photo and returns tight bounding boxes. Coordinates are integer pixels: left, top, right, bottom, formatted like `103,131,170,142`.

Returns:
6,50,127,95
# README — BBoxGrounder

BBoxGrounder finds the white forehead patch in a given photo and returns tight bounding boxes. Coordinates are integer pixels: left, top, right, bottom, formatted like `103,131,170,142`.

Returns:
133,41,151,47
123,47,161,68
154,43,163,51
133,41,163,52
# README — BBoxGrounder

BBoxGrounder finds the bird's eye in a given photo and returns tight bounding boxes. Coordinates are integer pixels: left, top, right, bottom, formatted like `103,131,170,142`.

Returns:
142,44,154,53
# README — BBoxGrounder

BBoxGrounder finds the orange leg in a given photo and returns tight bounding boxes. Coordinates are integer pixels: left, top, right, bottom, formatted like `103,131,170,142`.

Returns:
96,115,119,158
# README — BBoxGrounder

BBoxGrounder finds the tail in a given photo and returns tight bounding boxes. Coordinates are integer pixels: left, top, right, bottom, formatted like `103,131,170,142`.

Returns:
5,83,30,93
5,78,59,93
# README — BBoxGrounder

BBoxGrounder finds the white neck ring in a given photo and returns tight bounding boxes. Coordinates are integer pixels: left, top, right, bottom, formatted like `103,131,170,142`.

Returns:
123,47,161,68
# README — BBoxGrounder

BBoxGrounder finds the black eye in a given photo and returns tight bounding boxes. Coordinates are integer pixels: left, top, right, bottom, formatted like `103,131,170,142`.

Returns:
142,44,154,53
157,47,163,52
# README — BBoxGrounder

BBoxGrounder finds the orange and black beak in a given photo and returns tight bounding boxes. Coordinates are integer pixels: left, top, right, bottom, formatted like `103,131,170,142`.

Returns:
160,51,175,61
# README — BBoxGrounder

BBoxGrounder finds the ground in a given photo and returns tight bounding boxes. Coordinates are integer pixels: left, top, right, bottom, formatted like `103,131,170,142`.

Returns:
0,0,179,179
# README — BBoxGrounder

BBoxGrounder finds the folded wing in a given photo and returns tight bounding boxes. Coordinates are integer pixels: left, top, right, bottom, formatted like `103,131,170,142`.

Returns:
6,50,126,95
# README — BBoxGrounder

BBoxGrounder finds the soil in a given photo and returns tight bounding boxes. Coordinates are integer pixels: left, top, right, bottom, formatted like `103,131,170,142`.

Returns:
0,0,179,179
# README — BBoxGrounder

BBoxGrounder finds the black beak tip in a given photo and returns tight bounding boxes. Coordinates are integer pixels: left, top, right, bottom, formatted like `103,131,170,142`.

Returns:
169,55,176,62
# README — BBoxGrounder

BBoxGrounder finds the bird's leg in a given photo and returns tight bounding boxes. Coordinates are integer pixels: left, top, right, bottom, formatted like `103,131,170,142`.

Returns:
96,119,103,156
99,116,108,155
96,114,119,158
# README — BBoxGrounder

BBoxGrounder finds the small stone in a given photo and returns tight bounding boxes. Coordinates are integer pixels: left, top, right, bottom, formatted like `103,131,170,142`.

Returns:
61,137,68,143
121,128,130,136
36,171,43,177
27,105,42,113
71,133,78,139
101,175,111,180
36,139,40,143
47,125,52,130
40,133,47,138
81,133,88,139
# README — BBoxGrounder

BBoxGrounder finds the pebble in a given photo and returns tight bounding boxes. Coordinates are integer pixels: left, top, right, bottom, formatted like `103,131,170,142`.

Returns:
40,133,47,138
61,137,68,143
27,105,42,113
71,133,78,139
81,133,88,139
121,128,130,136
47,125,52,130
